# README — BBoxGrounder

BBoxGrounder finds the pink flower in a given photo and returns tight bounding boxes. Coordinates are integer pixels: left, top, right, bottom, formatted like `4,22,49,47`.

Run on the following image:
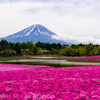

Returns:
0,64,100,99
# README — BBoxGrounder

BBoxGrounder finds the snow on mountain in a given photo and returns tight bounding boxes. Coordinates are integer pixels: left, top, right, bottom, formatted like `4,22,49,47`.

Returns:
0,24,71,45
9,24,56,38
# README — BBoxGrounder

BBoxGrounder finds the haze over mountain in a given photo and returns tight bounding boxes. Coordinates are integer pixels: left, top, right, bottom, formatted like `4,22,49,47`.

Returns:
0,24,71,45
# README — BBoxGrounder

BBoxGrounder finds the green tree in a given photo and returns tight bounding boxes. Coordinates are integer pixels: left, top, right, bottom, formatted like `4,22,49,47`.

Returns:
57,43,62,49
59,49,65,56
32,46,38,55
51,43,57,49
70,48,78,56
15,42,21,55
22,42,28,49
10,42,15,50
51,48,59,55
96,46,100,55
27,40,34,50
65,46,72,56
45,43,52,51
3,49,15,56
0,39,8,50
85,43,94,56
78,47,87,56
71,44,79,49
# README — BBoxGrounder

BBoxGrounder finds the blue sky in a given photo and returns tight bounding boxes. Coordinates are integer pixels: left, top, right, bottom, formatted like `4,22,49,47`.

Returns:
0,0,100,44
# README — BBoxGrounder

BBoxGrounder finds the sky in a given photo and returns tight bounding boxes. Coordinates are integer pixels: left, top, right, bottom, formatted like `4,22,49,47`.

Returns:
0,0,100,44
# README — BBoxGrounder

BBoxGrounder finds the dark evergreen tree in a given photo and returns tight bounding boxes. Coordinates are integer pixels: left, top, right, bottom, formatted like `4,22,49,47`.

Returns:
57,43,62,49
51,43,57,49
15,42,21,55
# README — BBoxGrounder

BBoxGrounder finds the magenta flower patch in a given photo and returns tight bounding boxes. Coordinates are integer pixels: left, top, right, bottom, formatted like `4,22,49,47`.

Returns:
73,56,100,62
0,64,100,99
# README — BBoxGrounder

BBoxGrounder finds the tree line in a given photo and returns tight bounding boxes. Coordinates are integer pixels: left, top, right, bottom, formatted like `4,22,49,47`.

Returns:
0,39,100,56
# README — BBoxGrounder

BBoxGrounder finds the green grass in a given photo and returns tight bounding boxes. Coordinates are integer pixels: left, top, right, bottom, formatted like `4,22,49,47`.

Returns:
67,58,100,63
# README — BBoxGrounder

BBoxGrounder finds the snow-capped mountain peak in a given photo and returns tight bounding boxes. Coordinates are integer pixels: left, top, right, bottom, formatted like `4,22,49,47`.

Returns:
9,24,56,38
0,24,71,45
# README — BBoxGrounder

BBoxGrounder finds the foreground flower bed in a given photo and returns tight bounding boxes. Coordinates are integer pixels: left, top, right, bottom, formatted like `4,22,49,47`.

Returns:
69,56,100,62
0,64,51,71
0,64,100,99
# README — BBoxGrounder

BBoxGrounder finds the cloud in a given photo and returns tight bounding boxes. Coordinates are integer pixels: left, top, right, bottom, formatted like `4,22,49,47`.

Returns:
52,34,100,44
0,1,100,44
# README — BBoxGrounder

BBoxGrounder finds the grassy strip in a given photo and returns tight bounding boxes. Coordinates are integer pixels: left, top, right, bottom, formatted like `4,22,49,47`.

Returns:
0,61,92,68
67,58,100,63
0,56,75,61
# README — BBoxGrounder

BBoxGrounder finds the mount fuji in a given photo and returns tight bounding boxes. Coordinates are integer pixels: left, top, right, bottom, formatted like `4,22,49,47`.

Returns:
0,24,71,45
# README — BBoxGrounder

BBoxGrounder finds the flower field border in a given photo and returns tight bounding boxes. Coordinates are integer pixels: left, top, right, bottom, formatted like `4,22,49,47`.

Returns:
0,64,100,99
67,56,100,62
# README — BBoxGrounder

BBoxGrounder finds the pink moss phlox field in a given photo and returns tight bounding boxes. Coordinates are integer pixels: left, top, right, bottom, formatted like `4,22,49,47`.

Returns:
73,56,100,61
0,64,100,99
0,64,51,71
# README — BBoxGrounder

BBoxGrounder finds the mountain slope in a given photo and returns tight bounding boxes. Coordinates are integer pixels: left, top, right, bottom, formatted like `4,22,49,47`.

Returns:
0,24,71,45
